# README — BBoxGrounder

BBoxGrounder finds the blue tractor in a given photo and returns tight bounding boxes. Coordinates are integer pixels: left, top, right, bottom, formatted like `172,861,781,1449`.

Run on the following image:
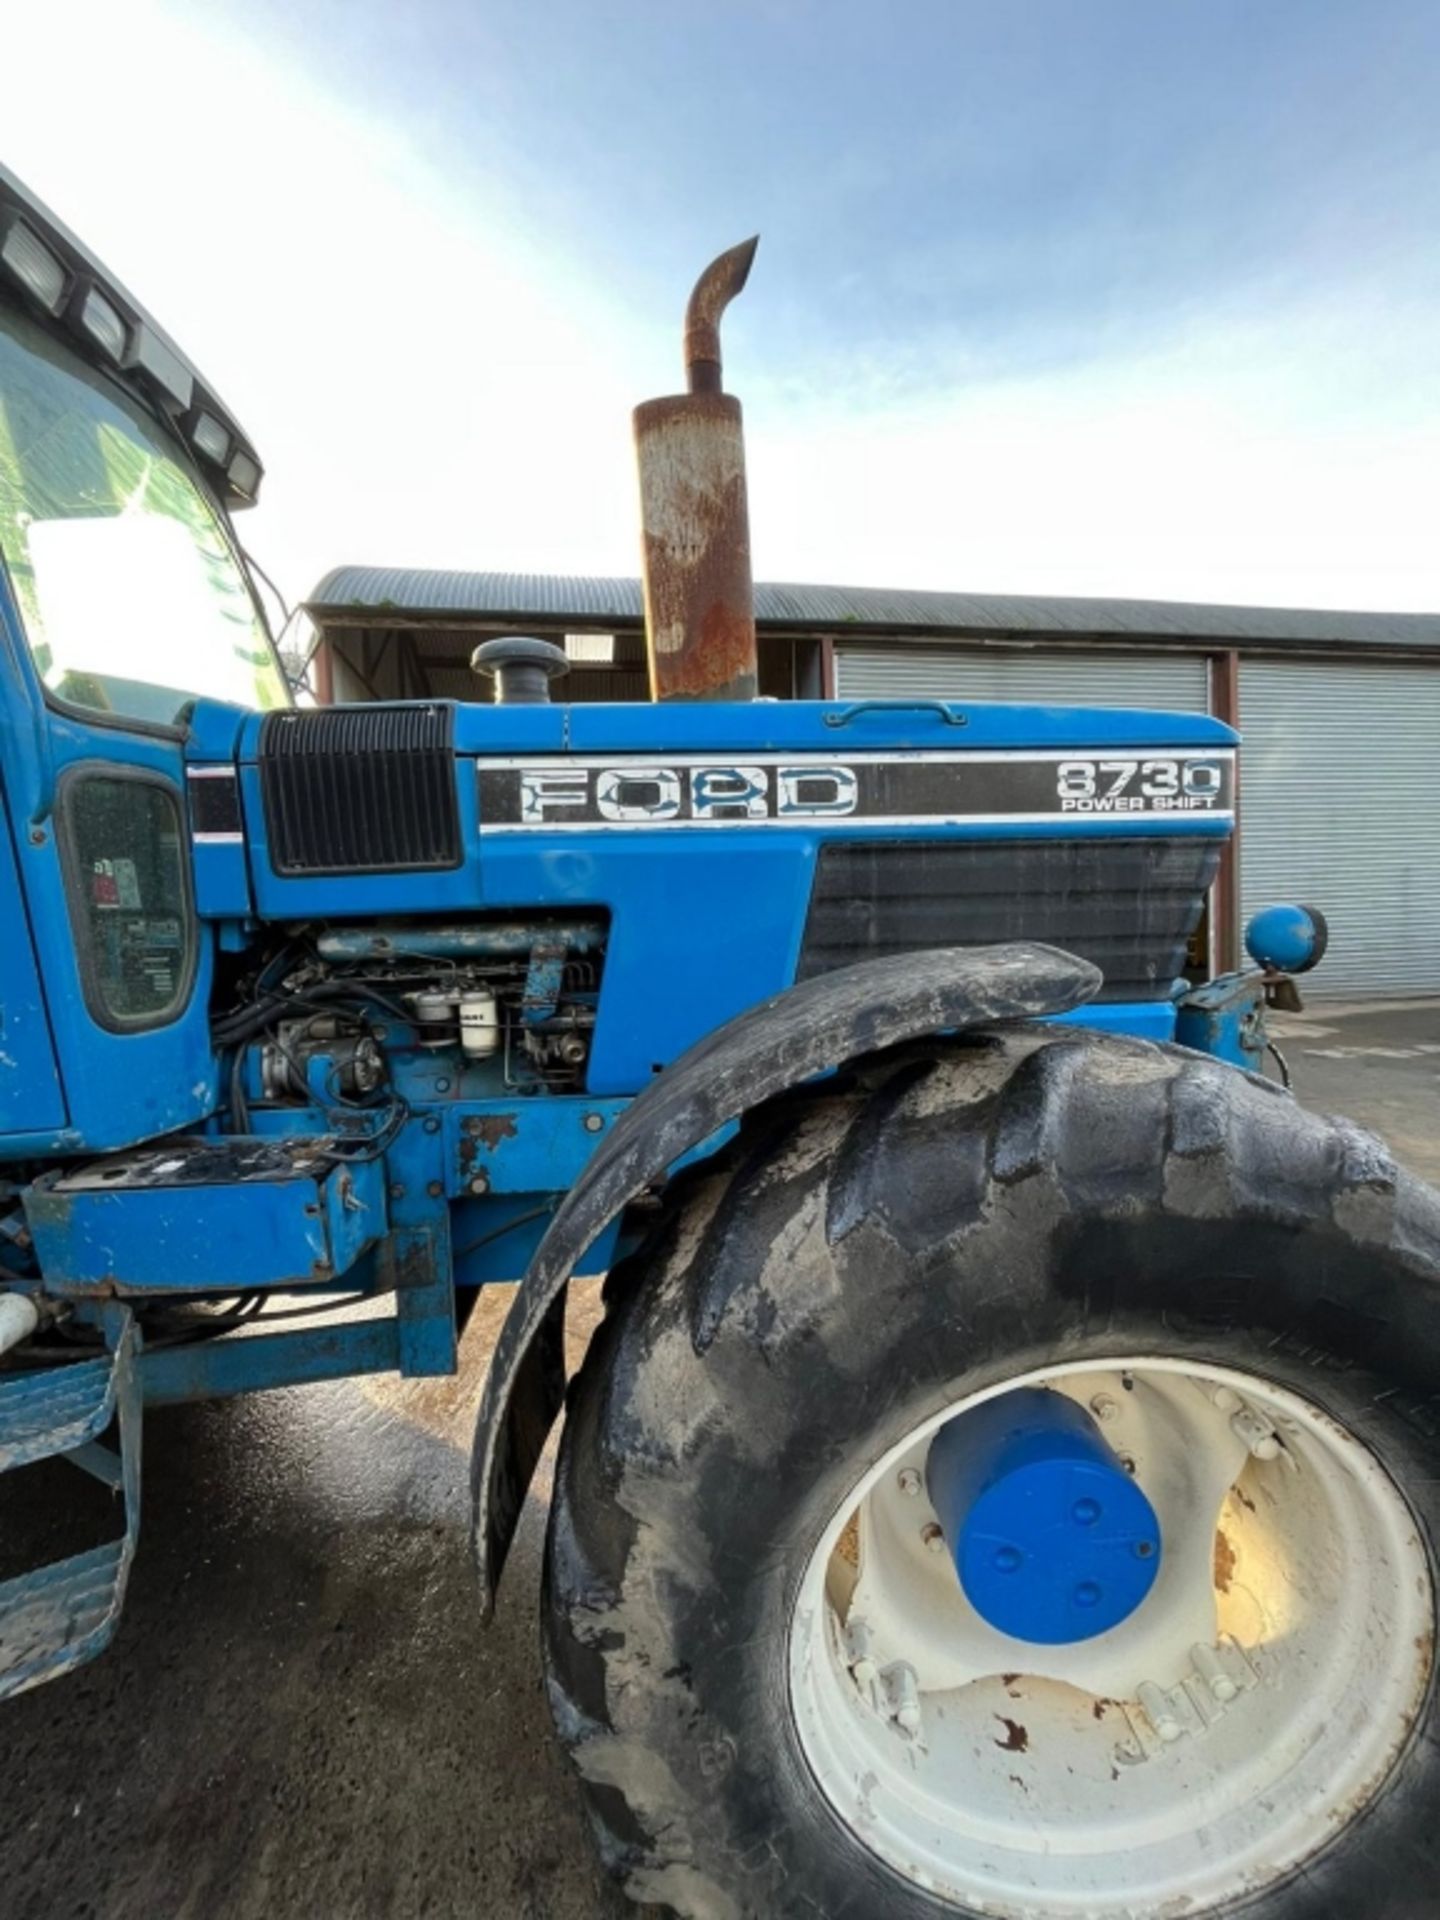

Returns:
1,171,1436,1920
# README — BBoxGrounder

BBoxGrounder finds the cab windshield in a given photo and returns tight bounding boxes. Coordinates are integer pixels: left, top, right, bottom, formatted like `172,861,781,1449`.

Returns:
0,303,286,726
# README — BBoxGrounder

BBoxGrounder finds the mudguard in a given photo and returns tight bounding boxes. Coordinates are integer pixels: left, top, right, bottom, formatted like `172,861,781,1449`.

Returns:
470,942,1101,1614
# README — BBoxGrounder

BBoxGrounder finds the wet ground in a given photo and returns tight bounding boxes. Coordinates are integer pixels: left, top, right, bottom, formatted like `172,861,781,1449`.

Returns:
1269,995,1440,1185
1,999,1436,1919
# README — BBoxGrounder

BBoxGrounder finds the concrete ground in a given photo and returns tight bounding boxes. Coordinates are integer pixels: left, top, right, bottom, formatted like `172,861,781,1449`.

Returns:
1,1000,1436,1919
1270,995,1440,1185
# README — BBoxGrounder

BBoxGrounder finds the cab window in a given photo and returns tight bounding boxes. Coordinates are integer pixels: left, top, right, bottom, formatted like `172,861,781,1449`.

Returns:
62,771,194,1028
0,303,286,727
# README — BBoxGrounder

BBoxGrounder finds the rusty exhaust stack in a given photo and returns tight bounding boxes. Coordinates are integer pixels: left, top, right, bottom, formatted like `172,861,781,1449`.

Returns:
634,236,760,702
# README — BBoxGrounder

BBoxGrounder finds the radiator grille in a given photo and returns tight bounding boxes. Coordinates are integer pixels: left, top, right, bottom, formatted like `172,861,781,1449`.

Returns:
259,704,461,875
800,838,1221,1001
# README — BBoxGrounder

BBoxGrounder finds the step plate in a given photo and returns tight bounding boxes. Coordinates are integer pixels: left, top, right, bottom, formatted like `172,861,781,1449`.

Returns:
0,1353,118,1470
0,1539,130,1697
0,1317,140,1700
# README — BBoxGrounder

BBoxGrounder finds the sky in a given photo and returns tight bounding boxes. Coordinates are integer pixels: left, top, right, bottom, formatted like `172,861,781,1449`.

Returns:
7,0,1440,615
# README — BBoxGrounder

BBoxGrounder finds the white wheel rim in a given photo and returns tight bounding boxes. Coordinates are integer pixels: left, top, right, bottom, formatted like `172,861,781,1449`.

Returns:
788,1357,1434,1918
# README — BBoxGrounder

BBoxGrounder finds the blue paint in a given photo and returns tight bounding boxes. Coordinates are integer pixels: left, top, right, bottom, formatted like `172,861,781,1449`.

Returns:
24,1148,387,1293
139,1313,402,1404
183,700,250,763
544,699,1237,755
452,1198,620,1285
447,1099,629,1196
1174,972,1268,1072
0,583,223,1153
926,1388,1162,1644
188,807,254,920
1052,1000,1179,1043
1245,902,1327,975
521,940,568,1025
0,781,66,1136
390,1221,459,1378
317,920,606,960
214,692,1234,1090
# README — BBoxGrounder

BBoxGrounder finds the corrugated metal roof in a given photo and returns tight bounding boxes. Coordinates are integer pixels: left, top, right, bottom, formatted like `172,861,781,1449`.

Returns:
305,565,1440,651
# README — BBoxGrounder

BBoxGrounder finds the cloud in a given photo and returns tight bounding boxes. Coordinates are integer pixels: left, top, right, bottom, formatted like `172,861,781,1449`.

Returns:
7,0,1438,615
7,0,658,593
748,291,1440,608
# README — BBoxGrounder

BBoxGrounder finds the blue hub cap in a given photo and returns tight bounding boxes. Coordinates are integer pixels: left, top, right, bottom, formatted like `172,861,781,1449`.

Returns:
925,1387,1162,1644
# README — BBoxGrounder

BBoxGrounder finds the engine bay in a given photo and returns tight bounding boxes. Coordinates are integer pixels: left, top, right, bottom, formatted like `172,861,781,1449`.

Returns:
213,916,608,1141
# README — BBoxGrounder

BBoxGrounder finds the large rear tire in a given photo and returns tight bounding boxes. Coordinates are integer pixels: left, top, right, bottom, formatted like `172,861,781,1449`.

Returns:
543,1027,1440,1919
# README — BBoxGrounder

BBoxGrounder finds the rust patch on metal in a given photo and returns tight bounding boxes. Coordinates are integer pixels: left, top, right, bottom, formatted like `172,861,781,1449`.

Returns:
835,1513,860,1569
1214,1528,1237,1593
635,396,757,703
993,1715,1029,1753
474,1114,519,1151
683,236,758,394
634,238,760,703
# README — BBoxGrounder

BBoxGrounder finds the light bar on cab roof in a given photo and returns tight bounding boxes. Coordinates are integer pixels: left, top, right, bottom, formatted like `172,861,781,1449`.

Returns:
0,216,68,316
0,164,264,508
79,285,128,362
191,411,231,465
228,449,261,500
131,322,193,411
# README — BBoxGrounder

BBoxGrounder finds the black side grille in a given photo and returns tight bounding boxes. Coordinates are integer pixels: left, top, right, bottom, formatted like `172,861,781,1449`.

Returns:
259,704,461,875
800,837,1222,1001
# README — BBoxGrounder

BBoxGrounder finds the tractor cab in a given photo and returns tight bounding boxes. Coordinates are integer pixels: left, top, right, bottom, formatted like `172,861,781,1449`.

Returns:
0,167,286,1151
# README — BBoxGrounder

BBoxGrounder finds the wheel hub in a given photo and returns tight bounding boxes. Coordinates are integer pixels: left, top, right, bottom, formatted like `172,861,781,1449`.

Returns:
789,1356,1434,1919
927,1387,1162,1644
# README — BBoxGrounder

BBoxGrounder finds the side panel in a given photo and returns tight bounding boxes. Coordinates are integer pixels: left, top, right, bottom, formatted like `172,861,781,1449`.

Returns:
0,782,65,1133
23,723,222,1151
26,1149,387,1293
0,592,222,1154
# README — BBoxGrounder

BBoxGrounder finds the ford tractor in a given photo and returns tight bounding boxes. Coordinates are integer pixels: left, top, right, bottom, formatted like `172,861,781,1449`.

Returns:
0,169,1437,1920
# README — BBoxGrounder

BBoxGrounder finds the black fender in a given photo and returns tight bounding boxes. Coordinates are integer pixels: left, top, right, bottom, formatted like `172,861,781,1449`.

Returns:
469,942,1101,1614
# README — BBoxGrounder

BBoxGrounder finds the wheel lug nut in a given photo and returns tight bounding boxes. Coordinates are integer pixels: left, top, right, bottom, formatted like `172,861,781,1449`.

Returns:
1090,1394,1120,1422
921,1523,946,1554
897,1468,922,1498
1230,1406,1282,1460
1138,1680,1184,1743
1192,1642,1239,1702
883,1661,923,1738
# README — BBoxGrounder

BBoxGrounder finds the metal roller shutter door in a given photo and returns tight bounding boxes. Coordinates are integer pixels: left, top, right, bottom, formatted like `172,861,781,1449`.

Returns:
1240,660,1440,995
835,644,1210,712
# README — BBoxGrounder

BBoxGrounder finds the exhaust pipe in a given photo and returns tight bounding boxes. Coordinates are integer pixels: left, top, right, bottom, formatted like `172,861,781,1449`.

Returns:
634,237,760,703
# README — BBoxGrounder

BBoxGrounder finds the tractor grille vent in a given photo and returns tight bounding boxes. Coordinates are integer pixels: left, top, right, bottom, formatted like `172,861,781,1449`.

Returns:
259,704,461,875
800,837,1222,1002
